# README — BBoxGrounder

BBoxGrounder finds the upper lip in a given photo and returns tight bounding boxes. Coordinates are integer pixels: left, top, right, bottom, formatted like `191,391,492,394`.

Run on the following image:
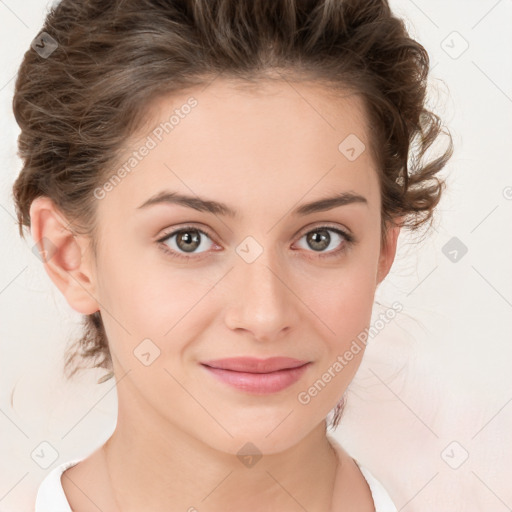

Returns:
200,357,310,373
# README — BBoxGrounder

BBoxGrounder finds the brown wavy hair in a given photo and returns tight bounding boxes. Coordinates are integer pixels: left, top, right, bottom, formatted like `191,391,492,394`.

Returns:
11,0,452,429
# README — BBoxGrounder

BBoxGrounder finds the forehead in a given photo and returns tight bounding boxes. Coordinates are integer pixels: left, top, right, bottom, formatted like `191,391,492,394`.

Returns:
96,78,379,220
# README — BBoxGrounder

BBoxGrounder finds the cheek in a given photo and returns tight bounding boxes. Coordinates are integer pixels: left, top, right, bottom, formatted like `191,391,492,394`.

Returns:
98,260,212,365
299,257,378,340
300,267,376,401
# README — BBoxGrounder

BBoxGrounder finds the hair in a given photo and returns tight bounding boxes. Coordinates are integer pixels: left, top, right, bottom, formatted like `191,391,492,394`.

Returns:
11,0,452,430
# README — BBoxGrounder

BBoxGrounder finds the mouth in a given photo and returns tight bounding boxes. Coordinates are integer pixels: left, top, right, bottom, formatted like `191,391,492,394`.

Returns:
200,356,310,373
200,357,311,394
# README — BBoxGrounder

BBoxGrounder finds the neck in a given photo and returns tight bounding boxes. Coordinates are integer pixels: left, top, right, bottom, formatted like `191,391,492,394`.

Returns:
102,393,340,512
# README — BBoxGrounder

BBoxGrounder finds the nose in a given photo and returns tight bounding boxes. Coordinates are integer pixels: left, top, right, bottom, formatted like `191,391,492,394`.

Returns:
223,247,300,342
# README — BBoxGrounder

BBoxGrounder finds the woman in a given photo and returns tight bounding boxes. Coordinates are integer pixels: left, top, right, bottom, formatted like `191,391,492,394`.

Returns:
11,0,452,510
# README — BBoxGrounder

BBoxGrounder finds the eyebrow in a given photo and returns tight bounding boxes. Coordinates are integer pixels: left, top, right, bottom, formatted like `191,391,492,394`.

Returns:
136,190,368,217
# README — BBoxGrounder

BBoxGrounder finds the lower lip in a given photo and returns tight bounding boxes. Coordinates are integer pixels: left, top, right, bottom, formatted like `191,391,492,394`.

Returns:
201,363,311,394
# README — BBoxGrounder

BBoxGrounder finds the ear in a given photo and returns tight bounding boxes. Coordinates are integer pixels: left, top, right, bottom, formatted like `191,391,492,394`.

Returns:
29,196,99,315
376,217,402,286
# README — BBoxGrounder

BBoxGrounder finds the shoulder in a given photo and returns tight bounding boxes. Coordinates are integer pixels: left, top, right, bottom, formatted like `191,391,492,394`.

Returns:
353,459,398,512
328,435,398,512
35,459,81,512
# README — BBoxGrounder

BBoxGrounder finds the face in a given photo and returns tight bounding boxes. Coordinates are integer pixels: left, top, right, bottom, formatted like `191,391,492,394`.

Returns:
37,78,400,455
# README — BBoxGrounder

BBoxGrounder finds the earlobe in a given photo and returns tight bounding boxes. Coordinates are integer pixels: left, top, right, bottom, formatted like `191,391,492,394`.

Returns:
376,219,402,286
29,196,99,315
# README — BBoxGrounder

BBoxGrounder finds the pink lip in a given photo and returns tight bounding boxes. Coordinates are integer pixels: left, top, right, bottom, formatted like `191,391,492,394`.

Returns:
200,357,311,394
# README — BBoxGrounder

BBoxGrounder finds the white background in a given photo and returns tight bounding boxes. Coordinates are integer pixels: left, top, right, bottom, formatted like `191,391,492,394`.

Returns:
0,0,511,510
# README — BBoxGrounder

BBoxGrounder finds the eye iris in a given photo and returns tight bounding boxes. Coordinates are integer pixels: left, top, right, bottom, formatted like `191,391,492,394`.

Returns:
307,229,330,251
176,230,201,252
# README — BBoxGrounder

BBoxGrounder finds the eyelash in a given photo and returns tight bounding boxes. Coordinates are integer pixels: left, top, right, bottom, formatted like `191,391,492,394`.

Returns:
156,224,355,262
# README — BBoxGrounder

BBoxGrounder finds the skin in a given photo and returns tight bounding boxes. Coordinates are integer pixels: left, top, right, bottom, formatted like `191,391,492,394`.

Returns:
30,78,400,511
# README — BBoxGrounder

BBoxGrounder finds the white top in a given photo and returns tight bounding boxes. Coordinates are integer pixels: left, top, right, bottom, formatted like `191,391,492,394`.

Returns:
35,453,397,512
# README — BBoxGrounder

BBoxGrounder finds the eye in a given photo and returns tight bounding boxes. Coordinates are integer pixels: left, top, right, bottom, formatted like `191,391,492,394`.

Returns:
156,224,354,262
294,225,354,259
157,226,218,261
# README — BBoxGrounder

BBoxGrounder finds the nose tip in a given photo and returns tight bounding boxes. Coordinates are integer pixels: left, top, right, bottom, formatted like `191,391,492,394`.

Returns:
224,256,298,342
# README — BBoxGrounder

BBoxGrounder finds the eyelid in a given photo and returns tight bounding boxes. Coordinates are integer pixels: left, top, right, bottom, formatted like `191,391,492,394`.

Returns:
156,224,217,243
294,222,353,241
